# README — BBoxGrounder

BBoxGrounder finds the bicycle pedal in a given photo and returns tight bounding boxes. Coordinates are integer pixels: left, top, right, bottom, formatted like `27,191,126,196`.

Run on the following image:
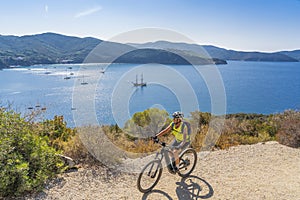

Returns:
173,166,179,173
167,165,177,174
169,169,177,174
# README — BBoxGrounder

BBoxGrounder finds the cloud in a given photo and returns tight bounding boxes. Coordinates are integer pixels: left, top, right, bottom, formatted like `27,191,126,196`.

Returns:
45,5,48,13
75,6,102,18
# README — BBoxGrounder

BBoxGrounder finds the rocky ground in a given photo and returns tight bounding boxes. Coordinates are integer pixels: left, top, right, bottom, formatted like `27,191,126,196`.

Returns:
27,141,300,200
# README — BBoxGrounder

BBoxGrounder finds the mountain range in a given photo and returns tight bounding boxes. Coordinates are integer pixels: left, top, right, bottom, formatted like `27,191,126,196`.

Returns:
129,41,300,62
0,32,299,68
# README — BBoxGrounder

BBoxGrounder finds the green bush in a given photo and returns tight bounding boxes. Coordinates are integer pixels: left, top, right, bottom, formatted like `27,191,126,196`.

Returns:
40,115,76,151
0,109,64,197
124,108,169,138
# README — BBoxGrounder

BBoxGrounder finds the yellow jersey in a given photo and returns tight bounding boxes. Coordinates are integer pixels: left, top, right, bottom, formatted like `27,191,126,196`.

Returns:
170,121,191,142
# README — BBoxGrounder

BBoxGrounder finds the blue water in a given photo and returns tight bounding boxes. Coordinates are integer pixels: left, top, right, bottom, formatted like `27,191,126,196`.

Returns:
0,61,299,127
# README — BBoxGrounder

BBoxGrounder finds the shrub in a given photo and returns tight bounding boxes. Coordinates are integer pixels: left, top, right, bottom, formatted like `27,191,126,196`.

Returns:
62,133,98,165
39,115,76,151
275,110,300,148
214,113,276,149
0,109,64,197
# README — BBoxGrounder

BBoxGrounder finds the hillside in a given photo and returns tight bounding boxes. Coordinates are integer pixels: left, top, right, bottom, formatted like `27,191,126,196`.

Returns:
0,33,226,67
0,33,101,66
114,48,226,65
0,33,129,67
1,32,299,68
129,41,300,62
280,49,300,61
26,142,300,200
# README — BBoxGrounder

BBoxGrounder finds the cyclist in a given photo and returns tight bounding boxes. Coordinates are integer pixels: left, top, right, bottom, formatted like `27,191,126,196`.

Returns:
153,111,191,173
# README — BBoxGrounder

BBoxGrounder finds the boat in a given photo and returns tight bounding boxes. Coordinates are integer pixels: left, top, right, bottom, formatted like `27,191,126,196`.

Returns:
81,75,88,85
64,67,72,79
81,81,88,85
132,74,146,87
100,68,105,74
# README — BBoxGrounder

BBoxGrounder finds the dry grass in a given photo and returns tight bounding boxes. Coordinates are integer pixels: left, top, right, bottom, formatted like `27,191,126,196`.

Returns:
61,110,299,167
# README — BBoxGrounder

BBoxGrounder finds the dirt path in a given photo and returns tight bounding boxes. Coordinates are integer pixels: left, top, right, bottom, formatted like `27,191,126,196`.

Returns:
29,141,300,200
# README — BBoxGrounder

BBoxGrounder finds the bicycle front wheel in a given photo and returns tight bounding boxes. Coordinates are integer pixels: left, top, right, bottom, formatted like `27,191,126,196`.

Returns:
137,159,163,193
177,148,197,178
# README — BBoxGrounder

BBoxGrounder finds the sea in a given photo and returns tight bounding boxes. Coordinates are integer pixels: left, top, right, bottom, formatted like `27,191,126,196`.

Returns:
0,61,299,127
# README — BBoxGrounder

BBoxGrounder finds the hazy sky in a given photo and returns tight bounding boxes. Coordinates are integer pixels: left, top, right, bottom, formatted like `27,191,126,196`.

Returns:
1,0,300,52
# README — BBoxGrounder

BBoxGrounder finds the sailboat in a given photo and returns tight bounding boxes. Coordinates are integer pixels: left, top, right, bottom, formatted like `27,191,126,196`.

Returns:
64,67,71,79
81,74,88,85
132,74,146,87
100,67,105,74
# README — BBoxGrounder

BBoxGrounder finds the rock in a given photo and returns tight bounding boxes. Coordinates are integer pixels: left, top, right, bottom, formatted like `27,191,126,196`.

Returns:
57,154,76,168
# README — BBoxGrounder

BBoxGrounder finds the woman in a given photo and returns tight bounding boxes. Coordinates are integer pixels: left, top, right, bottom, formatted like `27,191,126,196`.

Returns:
153,111,191,173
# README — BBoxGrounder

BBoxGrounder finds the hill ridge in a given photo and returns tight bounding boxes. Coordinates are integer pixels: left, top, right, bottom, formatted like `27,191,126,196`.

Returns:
1,32,299,68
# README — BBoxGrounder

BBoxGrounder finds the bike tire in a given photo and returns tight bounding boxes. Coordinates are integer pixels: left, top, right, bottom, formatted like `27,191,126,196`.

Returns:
137,159,163,193
177,148,197,178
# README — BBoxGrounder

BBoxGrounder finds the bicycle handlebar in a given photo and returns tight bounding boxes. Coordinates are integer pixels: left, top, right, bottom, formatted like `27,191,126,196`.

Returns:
152,137,166,147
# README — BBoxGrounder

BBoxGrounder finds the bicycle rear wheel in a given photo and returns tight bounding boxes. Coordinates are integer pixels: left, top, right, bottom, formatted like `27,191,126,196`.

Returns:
177,148,197,178
137,159,163,193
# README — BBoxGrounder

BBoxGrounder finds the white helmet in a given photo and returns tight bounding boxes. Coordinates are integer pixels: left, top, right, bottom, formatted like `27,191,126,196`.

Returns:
172,111,184,118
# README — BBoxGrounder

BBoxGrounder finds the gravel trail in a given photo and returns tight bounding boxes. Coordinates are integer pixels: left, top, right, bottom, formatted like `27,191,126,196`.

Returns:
28,141,300,200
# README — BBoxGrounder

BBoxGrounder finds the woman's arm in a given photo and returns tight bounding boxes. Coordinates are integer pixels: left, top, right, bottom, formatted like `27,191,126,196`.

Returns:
156,124,172,137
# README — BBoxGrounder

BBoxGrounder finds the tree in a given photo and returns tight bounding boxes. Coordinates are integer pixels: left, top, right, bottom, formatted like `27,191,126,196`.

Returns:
124,108,169,138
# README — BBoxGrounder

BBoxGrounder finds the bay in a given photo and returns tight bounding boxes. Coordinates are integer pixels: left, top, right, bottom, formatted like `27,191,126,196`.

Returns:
0,61,299,127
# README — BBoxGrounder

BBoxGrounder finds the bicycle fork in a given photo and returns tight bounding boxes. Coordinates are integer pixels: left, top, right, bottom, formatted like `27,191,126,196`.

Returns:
148,164,158,178
147,153,162,178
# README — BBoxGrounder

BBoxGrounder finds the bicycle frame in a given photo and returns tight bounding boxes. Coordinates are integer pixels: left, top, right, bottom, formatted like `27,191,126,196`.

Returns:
153,141,176,173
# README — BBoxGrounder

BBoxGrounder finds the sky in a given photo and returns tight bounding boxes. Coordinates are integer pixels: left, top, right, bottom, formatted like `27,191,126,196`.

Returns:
1,0,300,52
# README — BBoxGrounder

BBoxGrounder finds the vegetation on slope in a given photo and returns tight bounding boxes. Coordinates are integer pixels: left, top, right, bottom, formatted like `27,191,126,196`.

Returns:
102,108,300,153
0,109,65,197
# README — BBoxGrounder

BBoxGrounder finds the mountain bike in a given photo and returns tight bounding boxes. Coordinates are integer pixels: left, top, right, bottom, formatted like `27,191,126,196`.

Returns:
137,138,197,193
